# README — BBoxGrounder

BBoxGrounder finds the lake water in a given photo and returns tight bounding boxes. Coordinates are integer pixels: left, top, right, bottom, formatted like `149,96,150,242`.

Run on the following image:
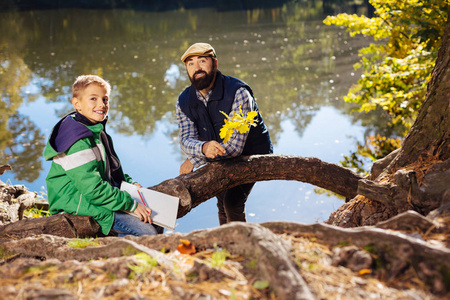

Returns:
0,5,377,233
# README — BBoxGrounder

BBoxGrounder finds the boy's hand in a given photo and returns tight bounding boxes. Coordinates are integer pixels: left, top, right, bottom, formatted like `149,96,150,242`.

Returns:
202,141,226,159
134,203,152,223
180,158,194,174
134,182,143,188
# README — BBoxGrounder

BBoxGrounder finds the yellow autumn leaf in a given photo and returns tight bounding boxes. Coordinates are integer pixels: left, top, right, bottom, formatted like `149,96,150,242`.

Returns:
219,104,258,145
237,123,250,134
220,110,230,119
246,111,258,123
220,127,234,144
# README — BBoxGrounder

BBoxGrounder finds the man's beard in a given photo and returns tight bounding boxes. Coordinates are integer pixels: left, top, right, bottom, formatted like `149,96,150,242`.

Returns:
190,66,216,91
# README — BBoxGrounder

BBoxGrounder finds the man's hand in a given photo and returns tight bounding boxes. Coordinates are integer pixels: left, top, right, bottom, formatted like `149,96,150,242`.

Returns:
134,202,152,223
180,158,194,174
202,141,226,159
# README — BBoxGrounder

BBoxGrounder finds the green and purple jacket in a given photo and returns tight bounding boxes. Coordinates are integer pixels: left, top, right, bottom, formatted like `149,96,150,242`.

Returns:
44,112,137,235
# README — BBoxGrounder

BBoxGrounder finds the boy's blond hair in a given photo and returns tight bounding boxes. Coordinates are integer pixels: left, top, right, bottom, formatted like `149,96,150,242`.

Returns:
72,75,111,98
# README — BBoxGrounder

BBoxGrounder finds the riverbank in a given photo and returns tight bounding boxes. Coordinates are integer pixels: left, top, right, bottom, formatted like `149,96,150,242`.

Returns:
0,179,447,299
1,229,440,300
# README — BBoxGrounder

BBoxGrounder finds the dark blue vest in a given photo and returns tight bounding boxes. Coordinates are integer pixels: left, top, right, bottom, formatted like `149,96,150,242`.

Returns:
178,71,273,156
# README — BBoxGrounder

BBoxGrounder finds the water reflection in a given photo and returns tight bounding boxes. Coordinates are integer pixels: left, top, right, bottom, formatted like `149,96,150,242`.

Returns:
4,114,45,182
1,5,381,231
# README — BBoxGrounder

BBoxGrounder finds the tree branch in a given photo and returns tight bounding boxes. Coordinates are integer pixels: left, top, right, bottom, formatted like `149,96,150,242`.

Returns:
149,154,363,218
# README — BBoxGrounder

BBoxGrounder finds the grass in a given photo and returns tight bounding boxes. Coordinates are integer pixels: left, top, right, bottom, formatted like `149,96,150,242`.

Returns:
210,248,230,268
23,207,50,218
127,252,159,278
67,238,100,249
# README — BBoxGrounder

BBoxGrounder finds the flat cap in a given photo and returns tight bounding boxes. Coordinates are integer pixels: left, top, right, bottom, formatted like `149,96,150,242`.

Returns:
181,43,216,62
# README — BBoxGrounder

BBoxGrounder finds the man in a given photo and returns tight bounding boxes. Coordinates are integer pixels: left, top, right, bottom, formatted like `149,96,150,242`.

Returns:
176,42,273,225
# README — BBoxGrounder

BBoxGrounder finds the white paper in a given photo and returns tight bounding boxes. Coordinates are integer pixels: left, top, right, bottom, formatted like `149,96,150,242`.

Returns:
120,181,179,230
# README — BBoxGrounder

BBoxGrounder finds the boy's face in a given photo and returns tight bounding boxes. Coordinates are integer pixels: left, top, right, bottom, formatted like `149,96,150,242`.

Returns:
72,84,109,123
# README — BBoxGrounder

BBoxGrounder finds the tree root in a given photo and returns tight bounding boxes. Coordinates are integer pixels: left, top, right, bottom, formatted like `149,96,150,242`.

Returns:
262,219,450,294
1,222,315,300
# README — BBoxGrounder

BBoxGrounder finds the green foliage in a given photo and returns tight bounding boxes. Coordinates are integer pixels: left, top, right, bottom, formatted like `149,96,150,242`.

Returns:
324,0,448,130
313,187,346,200
247,259,258,269
340,151,368,175
363,243,378,255
122,246,141,256
127,252,158,278
26,265,57,274
36,187,48,201
0,246,15,260
363,243,386,269
23,207,50,218
341,134,403,174
209,248,230,268
67,238,100,249
253,280,270,290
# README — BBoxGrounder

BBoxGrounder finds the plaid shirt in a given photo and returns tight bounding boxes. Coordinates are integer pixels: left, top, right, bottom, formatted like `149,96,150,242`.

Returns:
176,87,252,168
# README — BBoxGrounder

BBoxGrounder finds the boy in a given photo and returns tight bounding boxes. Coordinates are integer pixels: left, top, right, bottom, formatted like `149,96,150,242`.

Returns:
45,75,161,236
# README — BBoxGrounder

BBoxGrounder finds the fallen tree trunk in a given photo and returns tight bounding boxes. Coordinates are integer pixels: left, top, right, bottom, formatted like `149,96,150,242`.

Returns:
151,154,362,218
0,214,100,238
1,154,362,237
0,155,361,237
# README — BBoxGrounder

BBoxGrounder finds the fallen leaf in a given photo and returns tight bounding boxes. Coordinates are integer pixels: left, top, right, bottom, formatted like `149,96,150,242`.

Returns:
359,268,372,275
177,239,196,255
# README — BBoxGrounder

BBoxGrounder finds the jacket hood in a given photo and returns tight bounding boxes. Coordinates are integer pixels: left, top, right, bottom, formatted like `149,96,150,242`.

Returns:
44,112,102,160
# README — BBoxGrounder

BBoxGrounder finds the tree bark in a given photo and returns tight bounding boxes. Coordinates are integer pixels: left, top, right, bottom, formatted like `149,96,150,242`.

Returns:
328,156,450,227
0,214,100,238
150,154,362,218
1,154,361,237
0,164,11,175
385,8,450,173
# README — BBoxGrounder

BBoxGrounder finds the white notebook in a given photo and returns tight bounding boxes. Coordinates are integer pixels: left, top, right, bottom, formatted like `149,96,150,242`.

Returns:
120,181,179,230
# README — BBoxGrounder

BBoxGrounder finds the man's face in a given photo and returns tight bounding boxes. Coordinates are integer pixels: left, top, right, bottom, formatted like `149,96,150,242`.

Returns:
185,55,217,91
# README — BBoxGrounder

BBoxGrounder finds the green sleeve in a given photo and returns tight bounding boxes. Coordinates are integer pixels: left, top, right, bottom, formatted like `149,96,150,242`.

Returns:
124,173,135,185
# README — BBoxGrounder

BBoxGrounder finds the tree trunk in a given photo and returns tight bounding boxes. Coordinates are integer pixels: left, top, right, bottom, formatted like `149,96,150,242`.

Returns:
385,9,450,173
0,213,101,238
328,8,450,227
1,154,361,236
